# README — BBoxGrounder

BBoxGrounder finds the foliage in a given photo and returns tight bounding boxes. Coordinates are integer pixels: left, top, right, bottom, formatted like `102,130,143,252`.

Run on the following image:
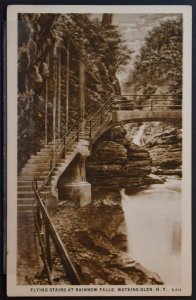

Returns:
126,17,183,96
17,13,131,171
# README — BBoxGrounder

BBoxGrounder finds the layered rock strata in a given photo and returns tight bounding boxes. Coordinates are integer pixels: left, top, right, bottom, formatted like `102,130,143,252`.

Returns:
146,128,182,176
86,126,152,193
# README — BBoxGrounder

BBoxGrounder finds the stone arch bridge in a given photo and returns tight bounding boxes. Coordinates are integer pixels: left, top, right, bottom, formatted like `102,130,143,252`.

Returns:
18,93,182,218
16,14,182,285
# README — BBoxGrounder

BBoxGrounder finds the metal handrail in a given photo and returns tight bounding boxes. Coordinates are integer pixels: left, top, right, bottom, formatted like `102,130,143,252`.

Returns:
32,180,82,284
112,96,182,110
113,98,182,103
115,94,182,97
54,118,84,151
38,122,82,192
35,119,83,183
88,96,114,123
31,92,182,283
37,94,182,188
90,104,112,131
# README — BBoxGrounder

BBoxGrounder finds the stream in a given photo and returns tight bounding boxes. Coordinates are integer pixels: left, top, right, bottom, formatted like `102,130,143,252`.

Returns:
121,176,181,285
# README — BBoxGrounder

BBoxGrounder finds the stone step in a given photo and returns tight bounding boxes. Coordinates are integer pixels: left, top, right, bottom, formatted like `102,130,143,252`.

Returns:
27,160,50,166
21,169,50,176
17,180,32,186
18,176,46,181
51,176,57,182
18,199,34,205
28,156,50,161
18,175,34,180
64,155,73,160
39,189,51,196
21,171,50,176
23,163,51,168
44,144,57,148
51,166,60,173
36,151,61,156
48,140,60,146
58,159,68,163
25,164,49,169
17,204,34,211
40,147,55,152
18,184,51,191
17,186,33,192
55,162,66,167
65,152,72,156
37,185,51,191
21,165,50,171
17,210,34,218
17,192,34,199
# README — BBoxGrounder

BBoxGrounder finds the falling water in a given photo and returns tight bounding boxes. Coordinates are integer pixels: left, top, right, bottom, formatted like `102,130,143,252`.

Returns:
132,124,146,146
121,177,181,285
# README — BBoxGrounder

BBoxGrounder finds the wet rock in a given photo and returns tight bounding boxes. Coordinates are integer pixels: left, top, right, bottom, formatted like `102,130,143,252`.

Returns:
145,174,165,185
87,126,152,192
144,124,182,176
124,122,182,176
51,192,164,285
90,140,127,164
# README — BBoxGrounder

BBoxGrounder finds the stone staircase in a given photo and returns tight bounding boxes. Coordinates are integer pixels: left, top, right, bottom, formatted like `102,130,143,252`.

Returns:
18,101,113,219
17,140,79,218
82,111,112,143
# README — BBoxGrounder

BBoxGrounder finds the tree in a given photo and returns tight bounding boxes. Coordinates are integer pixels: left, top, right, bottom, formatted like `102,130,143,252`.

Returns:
102,14,113,26
126,17,182,96
17,13,131,171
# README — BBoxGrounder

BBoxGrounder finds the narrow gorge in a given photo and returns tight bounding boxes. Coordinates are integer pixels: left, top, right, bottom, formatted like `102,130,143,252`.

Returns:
49,121,182,285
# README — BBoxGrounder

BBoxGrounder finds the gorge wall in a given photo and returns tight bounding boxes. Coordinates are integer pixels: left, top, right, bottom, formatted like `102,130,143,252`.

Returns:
48,124,165,285
46,122,182,285
86,125,153,194
52,190,163,285
125,121,182,177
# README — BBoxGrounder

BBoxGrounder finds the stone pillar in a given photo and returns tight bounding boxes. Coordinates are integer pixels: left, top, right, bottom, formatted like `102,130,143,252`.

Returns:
57,55,91,207
58,154,91,207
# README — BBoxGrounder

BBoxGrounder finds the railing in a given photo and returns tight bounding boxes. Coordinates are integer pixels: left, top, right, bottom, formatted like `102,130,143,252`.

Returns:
37,119,83,192
32,179,82,284
88,94,182,140
112,94,182,111
89,96,114,139
31,92,182,284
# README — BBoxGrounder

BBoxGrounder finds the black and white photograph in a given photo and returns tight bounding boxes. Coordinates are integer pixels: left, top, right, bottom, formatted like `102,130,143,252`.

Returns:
7,5,192,297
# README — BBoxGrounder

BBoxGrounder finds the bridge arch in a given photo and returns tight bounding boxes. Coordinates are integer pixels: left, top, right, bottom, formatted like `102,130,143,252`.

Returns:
90,110,182,148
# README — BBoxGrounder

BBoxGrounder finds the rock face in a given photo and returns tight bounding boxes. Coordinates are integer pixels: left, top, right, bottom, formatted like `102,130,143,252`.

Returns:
146,128,182,176
45,125,168,286
52,191,164,285
86,126,152,193
125,122,182,176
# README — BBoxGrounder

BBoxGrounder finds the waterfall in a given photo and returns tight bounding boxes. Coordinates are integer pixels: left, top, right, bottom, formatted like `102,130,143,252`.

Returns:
120,188,132,252
120,179,181,285
132,124,146,146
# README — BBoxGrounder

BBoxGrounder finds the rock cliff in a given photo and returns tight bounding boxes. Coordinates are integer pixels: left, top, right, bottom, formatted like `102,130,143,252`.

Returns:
52,191,163,285
125,122,182,176
86,126,152,194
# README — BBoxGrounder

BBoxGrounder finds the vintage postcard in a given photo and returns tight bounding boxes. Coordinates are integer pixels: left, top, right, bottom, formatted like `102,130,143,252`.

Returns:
7,5,192,297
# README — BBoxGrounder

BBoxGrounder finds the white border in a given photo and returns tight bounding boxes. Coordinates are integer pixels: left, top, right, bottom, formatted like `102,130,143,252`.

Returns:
7,5,192,297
